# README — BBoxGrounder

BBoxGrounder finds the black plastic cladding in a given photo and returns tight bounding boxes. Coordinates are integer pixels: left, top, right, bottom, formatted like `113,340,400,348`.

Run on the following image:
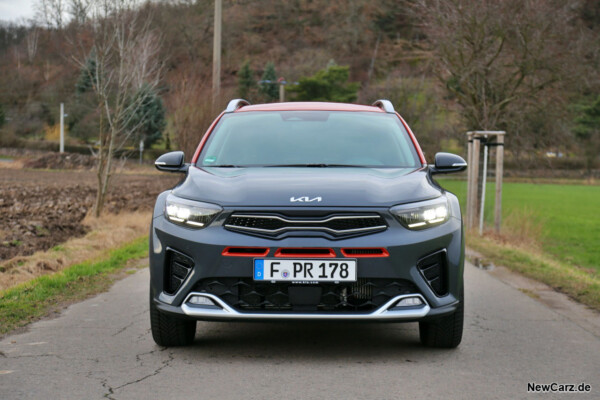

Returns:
164,249,194,295
417,250,449,296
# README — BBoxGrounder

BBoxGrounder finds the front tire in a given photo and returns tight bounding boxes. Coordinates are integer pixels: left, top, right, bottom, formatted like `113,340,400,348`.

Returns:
419,295,464,348
150,294,196,347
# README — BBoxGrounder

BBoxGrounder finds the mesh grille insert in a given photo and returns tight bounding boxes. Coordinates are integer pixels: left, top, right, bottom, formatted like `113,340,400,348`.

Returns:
222,247,269,256
193,278,418,312
341,248,389,257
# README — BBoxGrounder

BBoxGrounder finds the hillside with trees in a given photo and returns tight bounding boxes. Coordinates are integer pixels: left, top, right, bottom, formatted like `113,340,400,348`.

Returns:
0,0,598,169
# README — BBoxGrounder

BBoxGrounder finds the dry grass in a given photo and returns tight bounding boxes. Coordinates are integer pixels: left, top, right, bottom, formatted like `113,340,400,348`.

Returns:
464,201,600,310
0,158,25,169
476,207,545,252
0,211,151,291
467,235,600,310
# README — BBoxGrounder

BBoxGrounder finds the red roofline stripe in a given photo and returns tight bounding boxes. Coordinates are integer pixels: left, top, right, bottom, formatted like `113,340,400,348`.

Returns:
191,111,225,164
396,112,426,165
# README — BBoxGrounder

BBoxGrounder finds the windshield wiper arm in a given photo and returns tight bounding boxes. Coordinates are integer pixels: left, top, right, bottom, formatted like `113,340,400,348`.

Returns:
206,164,244,168
265,164,367,168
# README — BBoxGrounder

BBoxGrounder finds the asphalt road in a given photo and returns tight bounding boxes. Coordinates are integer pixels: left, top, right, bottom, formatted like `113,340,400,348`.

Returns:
1,260,599,400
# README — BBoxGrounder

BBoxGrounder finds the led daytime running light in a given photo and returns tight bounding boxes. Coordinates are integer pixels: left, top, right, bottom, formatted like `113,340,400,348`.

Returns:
391,198,450,230
165,196,221,229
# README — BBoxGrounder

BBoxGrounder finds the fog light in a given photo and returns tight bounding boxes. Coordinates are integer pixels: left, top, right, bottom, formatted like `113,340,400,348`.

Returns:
396,296,423,307
188,295,215,306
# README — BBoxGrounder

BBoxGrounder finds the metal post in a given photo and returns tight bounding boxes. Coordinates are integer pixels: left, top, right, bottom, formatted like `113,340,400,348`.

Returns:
465,133,473,229
279,83,285,102
469,137,480,230
212,0,222,109
494,134,505,233
139,139,144,165
59,102,64,153
479,139,488,235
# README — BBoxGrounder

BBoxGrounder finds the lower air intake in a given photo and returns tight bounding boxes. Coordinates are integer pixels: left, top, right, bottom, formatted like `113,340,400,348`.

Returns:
164,250,194,295
193,278,418,312
417,250,448,296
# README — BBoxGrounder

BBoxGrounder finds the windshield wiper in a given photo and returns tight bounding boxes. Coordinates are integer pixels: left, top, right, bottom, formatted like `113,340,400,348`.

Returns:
265,163,367,168
206,164,244,168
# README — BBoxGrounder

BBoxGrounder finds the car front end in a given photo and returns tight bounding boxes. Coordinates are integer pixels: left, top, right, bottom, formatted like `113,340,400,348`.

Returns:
149,99,467,348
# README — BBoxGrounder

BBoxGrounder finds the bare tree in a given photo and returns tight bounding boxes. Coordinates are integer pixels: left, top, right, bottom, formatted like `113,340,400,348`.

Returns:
167,71,213,157
25,24,40,63
35,0,66,29
68,0,92,25
62,0,163,216
415,0,579,132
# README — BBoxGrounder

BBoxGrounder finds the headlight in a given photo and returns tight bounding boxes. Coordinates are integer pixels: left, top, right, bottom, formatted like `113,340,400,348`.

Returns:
390,197,450,230
165,195,222,229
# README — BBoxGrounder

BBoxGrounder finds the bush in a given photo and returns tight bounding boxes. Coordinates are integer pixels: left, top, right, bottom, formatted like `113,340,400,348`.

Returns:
288,65,359,103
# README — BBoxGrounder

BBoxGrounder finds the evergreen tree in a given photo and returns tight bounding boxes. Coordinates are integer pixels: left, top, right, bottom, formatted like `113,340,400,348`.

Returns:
288,65,359,103
76,52,98,94
574,95,600,176
128,84,166,148
259,62,279,102
238,60,256,100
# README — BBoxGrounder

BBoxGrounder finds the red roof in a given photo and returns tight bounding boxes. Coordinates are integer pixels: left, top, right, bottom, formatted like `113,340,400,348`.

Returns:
236,102,384,113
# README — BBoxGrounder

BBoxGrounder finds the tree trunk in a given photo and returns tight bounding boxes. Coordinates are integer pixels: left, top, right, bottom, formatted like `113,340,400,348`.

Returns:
94,107,107,217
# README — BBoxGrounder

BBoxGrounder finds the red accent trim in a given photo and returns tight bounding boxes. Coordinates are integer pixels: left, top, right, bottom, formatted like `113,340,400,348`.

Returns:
274,248,336,258
191,111,226,164
341,248,390,258
396,112,426,166
222,247,269,257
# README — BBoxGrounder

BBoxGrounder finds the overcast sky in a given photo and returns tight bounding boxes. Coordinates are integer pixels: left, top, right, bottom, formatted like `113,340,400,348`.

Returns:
0,0,36,23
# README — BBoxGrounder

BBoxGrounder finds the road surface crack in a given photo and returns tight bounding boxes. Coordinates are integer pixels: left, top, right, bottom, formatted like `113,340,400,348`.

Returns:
111,310,148,337
113,350,174,392
8,353,64,360
101,348,173,397
111,321,137,337
101,378,116,400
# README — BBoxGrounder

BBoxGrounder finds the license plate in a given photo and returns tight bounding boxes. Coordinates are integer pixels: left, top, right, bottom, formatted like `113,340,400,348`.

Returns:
254,259,357,282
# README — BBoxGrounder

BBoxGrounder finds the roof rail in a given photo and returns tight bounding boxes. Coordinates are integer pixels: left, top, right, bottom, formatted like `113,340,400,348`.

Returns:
372,99,395,113
225,99,251,113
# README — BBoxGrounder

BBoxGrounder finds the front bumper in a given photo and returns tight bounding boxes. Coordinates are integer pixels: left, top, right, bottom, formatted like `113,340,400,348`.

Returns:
155,293,459,321
150,202,464,322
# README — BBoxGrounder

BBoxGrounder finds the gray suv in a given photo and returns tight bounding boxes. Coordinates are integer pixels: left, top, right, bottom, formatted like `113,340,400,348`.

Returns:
150,99,467,348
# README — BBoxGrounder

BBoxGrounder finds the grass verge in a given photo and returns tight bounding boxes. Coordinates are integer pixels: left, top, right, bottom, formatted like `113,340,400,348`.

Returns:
0,236,148,336
468,235,600,311
437,179,600,273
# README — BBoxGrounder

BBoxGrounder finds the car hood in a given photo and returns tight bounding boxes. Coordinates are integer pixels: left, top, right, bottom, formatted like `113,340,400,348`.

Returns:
172,166,442,208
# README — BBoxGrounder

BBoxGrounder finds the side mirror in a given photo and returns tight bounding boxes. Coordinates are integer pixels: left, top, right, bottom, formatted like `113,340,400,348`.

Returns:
155,151,188,173
430,152,467,174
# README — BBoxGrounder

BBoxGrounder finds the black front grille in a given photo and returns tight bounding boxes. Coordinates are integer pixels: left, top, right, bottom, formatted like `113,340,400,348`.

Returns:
164,250,194,295
193,278,418,312
276,248,333,256
224,213,387,238
417,250,448,296
342,248,387,256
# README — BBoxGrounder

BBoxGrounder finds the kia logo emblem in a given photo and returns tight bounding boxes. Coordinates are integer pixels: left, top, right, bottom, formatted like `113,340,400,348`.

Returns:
290,196,322,203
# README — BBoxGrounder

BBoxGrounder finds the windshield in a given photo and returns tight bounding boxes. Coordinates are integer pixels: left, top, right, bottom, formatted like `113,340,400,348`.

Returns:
197,111,421,168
